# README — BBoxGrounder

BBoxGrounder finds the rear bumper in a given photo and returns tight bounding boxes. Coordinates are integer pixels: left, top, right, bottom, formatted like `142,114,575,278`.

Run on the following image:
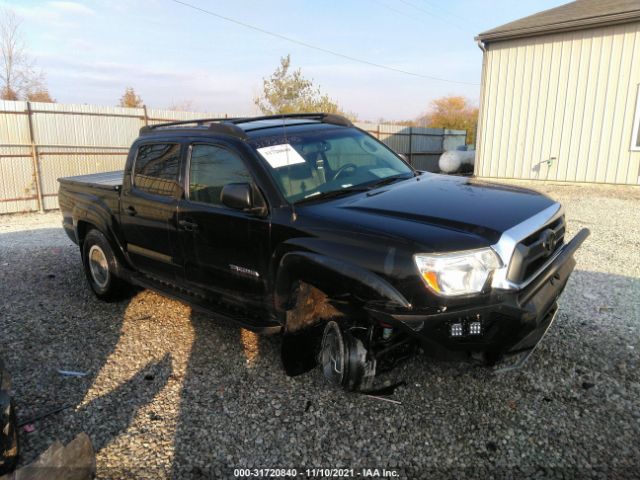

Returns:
368,228,590,360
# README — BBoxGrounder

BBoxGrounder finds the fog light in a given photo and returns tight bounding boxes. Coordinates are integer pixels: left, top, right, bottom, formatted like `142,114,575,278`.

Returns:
450,323,463,337
469,321,482,335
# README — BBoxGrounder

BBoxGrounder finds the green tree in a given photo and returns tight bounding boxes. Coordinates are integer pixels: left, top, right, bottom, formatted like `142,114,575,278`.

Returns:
254,55,350,117
419,95,478,145
119,87,143,108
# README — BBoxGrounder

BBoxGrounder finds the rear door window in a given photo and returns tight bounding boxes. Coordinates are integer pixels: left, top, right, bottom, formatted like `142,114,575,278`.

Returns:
133,143,182,197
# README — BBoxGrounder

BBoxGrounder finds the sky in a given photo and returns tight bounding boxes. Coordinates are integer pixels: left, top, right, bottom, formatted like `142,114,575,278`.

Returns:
2,0,568,121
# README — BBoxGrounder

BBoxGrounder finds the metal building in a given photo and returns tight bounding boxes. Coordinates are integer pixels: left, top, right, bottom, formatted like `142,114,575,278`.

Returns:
475,0,640,185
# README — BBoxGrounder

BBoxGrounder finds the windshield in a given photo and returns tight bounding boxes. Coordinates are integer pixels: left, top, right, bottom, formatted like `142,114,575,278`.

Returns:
249,127,413,203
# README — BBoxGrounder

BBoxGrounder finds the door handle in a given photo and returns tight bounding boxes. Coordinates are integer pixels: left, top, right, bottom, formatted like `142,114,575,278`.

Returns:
125,206,137,216
178,219,199,232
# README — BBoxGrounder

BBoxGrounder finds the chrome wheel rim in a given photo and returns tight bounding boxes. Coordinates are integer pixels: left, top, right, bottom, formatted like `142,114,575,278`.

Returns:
88,245,109,288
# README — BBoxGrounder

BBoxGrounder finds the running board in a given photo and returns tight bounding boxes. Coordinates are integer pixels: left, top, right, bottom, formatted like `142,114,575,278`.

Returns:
129,273,282,335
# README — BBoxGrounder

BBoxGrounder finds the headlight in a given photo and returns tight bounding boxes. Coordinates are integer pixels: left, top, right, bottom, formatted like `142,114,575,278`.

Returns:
414,248,502,296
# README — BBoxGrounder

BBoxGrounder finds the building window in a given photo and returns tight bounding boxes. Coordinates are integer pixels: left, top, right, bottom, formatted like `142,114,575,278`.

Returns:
633,84,640,151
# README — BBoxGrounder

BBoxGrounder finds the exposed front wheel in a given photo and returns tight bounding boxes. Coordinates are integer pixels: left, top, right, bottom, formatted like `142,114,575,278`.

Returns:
319,321,376,391
82,229,128,301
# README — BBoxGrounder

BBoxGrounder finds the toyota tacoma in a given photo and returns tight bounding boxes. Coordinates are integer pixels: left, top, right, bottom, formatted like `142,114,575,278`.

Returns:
58,113,589,390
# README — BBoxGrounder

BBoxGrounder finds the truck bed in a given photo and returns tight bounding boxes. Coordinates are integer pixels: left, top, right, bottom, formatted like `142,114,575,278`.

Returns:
58,171,124,245
58,171,123,190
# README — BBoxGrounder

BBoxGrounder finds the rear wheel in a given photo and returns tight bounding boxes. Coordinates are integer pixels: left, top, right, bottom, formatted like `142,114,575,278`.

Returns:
82,229,128,301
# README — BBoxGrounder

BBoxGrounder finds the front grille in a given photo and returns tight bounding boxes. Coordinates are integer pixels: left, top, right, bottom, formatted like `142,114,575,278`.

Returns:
507,215,565,284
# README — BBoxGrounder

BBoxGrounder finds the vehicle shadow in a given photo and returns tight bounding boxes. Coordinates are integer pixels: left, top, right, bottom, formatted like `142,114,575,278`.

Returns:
0,227,172,475
1,225,289,478
169,310,283,479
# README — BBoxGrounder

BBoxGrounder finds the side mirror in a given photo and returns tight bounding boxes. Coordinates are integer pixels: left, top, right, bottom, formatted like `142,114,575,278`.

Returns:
221,183,253,210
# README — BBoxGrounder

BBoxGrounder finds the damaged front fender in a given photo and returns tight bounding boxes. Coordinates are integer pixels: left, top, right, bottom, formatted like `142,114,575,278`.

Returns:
274,251,412,316
275,252,412,379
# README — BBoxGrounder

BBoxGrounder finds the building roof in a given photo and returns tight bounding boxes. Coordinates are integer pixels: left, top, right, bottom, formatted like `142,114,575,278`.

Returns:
477,0,640,43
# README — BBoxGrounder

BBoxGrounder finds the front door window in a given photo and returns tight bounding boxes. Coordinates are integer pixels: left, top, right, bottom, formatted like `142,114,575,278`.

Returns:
188,144,252,205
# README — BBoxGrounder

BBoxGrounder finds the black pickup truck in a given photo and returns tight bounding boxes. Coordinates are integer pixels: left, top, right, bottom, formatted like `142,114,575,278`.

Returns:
58,113,589,390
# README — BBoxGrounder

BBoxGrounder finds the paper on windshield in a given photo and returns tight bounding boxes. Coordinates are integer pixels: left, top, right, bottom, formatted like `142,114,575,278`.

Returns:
257,144,305,169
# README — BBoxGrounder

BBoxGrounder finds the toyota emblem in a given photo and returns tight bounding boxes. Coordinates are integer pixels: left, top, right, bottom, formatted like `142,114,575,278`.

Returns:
540,229,557,255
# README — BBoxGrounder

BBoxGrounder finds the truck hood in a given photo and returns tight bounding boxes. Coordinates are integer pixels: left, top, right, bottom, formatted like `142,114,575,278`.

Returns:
302,173,557,248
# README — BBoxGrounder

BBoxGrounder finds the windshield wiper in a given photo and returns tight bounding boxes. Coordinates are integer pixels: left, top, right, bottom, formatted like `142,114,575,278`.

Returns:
294,173,414,205
365,173,412,190
295,185,369,205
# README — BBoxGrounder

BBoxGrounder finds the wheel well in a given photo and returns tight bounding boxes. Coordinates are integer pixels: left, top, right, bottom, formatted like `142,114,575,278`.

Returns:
76,221,133,279
274,251,411,317
76,221,125,263
284,281,344,333
76,220,94,245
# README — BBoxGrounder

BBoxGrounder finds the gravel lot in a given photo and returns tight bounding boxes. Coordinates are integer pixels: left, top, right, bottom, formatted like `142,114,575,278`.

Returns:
1,181,639,479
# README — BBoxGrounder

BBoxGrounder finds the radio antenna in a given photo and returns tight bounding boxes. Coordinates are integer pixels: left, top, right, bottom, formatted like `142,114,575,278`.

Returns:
281,116,297,221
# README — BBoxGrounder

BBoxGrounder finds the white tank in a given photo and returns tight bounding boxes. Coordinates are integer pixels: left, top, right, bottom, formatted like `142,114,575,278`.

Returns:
438,150,475,173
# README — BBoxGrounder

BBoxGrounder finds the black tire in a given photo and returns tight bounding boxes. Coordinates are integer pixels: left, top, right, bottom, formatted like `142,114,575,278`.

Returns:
82,229,129,301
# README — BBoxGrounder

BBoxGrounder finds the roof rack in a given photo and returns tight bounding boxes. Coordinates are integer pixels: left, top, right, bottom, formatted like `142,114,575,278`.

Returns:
229,113,353,128
138,112,353,138
139,117,249,139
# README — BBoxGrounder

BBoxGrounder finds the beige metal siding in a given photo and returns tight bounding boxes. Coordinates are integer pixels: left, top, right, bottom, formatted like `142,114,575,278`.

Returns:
476,22,640,185
0,102,233,213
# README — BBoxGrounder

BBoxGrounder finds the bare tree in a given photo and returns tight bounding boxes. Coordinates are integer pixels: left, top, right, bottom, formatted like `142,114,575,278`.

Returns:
0,8,48,101
168,100,195,112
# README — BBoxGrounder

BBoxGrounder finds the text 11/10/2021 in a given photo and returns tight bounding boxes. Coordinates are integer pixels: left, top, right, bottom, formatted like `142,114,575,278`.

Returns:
233,468,401,478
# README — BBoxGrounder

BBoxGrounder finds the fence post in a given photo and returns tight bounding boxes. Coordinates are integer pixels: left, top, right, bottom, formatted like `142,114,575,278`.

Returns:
26,101,44,213
441,130,446,156
142,105,149,127
408,127,413,166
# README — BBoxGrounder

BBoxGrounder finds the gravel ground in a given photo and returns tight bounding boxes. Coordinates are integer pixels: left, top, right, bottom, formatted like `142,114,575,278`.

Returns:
0,181,639,479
